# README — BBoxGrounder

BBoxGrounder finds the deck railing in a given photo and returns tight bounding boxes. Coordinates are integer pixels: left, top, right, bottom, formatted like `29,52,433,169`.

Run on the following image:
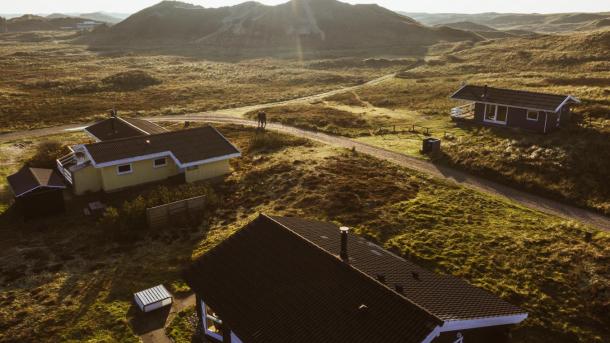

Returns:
451,103,475,119
56,153,76,184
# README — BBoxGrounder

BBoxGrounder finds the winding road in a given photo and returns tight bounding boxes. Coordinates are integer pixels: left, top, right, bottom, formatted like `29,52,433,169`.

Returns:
1,74,609,231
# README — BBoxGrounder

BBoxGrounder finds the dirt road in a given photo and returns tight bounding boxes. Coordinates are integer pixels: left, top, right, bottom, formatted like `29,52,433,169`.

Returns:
150,115,610,231
0,72,608,231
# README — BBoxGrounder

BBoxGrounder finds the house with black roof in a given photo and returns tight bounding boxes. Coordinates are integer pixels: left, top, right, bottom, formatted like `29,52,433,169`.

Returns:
56,125,241,195
7,167,66,219
84,115,168,142
184,214,528,343
450,84,580,133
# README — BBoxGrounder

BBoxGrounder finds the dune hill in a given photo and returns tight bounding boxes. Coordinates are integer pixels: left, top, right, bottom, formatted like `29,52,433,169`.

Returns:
3,14,104,32
404,11,610,33
88,0,481,56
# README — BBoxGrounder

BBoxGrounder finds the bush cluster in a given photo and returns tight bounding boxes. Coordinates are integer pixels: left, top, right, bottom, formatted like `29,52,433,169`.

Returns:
99,184,219,240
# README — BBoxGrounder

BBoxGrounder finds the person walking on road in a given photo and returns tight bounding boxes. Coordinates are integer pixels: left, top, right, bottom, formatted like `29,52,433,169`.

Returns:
257,111,267,129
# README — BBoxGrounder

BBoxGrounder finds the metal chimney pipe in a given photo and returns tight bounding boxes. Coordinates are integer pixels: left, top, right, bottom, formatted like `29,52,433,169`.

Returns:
340,226,349,262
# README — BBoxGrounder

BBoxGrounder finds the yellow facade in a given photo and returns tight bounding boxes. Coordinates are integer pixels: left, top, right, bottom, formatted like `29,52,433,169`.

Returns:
185,159,231,183
73,165,102,195
71,157,232,194
100,157,180,192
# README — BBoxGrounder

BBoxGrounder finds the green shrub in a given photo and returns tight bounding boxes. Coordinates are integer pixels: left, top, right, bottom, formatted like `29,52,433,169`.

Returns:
98,184,219,234
27,141,69,168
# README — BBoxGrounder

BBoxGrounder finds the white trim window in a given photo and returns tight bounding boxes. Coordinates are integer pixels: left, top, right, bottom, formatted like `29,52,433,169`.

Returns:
201,301,224,341
117,164,133,175
483,104,508,125
153,157,167,168
527,110,539,121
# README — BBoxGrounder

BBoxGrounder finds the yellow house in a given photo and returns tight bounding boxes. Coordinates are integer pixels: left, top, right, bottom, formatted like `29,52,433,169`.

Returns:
57,125,241,195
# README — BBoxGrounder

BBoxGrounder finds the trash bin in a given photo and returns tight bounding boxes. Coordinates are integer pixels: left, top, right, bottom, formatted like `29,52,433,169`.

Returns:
422,138,441,154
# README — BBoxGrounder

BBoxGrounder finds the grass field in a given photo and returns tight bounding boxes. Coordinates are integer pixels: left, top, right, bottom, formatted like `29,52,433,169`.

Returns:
0,31,406,132
252,29,610,215
0,124,607,343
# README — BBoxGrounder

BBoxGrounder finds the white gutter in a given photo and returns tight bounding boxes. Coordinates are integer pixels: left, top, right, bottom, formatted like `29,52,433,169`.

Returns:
438,313,528,332
419,313,528,343
82,146,241,169
554,95,581,113
544,112,548,133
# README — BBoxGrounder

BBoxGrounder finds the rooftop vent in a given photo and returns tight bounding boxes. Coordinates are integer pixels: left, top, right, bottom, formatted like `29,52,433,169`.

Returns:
411,271,420,281
376,274,386,284
340,226,349,262
394,284,404,294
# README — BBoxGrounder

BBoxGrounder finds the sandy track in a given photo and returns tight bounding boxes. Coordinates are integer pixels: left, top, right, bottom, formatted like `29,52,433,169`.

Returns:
149,114,610,231
1,73,608,231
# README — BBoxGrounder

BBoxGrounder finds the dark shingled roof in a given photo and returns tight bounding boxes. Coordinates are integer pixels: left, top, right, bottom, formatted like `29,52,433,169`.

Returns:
85,117,167,141
84,126,240,166
185,215,441,343
7,167,66,197
273,216,526,322
451,85,578,112
185,215,527,343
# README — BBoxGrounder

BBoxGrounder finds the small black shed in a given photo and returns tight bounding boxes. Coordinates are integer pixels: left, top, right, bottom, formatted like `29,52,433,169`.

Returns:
7,167,66,220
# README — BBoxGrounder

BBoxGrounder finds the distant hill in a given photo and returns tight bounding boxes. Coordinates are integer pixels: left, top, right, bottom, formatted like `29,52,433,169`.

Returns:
4,14,104,32
402,11,610,33
437,21,499,32
46,13,72,19
436,21,510,39
79,12,123,24
88,0,481,57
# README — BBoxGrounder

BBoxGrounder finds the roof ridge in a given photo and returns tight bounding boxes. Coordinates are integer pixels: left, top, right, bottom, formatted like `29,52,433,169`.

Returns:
468,84,569,98
262,214,443,324
27,167,43,185
116,116,151,135
85,125,213,147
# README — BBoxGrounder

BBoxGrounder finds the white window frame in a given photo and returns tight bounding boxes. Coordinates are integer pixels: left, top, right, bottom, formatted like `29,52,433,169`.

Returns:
116,163,133,175
483,104,508,125
201,300,223,342
153,157,167,168
527,110,539,121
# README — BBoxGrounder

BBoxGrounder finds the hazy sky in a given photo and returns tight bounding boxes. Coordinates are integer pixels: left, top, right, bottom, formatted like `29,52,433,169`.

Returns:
1,0,608,15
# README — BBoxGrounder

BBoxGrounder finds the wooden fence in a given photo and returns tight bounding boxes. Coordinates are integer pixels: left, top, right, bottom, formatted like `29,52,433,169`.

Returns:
146,195,206,229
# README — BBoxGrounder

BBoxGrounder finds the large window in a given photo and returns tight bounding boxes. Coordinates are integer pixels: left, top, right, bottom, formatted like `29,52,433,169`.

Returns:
153,157,167,168
117,164,132,175
483,104,508,124
484,104,496,121
202,302,223,341
527,110,539,121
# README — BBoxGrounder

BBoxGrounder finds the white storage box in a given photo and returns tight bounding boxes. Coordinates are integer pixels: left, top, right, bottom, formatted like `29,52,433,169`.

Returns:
134,284,173,312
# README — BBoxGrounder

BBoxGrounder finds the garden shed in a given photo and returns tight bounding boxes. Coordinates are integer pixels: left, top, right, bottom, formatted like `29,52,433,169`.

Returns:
134,285,173,313
7,167,66,220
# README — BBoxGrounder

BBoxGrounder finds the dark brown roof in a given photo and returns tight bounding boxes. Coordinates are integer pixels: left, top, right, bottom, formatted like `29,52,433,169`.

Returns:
451,85,578,112
85,117,167,141
272,216,526,322
7,167,66,197
84,126,240,167
185,215,441,343
121,117,168,135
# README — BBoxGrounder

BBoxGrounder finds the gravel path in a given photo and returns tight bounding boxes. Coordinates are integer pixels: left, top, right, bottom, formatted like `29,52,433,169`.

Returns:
0,71,608,231
150,114,610,231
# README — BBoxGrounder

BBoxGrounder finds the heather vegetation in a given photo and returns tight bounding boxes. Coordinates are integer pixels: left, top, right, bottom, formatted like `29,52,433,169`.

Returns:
1,125,607,343
0,32,404,131
262,29,610,215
